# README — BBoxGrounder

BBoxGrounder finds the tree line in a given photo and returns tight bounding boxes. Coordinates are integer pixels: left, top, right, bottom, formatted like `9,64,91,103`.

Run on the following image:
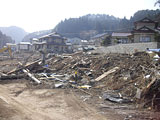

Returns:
0,31,14,48
53,9,160,39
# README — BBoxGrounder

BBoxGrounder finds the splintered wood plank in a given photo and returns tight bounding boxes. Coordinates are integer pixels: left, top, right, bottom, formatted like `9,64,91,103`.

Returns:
95,67,119,82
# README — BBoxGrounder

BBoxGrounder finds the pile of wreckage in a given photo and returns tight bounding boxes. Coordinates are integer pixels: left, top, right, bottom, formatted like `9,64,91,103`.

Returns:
0,50,160,111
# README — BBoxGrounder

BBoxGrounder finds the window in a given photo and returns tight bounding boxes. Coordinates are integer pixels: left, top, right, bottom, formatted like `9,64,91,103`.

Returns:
139,36,151,42
117,38,128,44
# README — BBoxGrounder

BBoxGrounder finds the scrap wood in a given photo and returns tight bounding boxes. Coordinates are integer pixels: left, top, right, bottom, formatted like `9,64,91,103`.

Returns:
18,62,41,84
7,59,41,74
0,72,7,76
78,68,91,71
0,74,24,80
70,84,93,96
22,69,41,84
95,67,119,82
22,53,35,66
146,77,157,89
39,76,55,80
142,77,157,97
42,66,55,72
71,51,83,56
70,84,102,99
94,84,107,89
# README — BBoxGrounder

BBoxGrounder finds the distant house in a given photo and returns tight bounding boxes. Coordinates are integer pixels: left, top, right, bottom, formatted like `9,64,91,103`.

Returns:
91,33,109,46
36,32,72,53
66,37,82,45
132,17,160,43
111,32,133,44
32,38,46,51
111,17,160,45
17,42,31,51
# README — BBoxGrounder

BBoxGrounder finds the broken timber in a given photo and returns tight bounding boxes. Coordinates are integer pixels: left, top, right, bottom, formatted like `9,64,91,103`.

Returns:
0,74,24,80
7,59,41,75
95,67,119,82
22,69,41,84
18,62,41,84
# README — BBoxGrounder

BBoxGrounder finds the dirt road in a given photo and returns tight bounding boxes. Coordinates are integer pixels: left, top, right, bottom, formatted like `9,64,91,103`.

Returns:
0,81,106,120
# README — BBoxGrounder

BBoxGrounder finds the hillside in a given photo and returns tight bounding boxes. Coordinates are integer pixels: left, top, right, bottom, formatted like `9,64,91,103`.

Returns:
0,26,28,43
22,29,52,42
0,31,14,48
54,9,160,39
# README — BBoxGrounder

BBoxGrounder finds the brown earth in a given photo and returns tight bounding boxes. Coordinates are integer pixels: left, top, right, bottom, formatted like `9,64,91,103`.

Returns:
0,80,107,120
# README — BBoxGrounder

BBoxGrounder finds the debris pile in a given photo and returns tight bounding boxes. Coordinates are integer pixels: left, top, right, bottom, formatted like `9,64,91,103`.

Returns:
46,51,160,110
0,51,160,110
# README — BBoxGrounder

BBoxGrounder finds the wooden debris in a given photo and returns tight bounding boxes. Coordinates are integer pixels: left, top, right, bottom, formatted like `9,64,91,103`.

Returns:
0,74,24,80
0,72,7,76
18,62,41,84
7,59,41,74
71,84,93,96
95,67,119,81
22,69,41,84
142,77,157,97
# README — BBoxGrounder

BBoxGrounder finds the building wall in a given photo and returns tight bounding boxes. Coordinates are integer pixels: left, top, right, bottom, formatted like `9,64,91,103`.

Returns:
93,42,158,54
112,36,132,45
134,33,155,43
18,44,31,51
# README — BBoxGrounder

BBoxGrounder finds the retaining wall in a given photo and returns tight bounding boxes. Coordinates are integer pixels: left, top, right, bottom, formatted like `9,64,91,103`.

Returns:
94,42,159,54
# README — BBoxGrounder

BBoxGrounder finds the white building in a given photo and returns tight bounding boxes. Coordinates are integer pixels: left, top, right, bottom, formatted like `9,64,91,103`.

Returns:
17,42,32,51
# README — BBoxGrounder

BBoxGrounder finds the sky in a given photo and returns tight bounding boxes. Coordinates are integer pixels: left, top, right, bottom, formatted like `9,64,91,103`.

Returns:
0,0,159,33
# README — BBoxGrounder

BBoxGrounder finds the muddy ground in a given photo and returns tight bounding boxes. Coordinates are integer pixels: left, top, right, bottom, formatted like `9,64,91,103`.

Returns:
0,52,159,120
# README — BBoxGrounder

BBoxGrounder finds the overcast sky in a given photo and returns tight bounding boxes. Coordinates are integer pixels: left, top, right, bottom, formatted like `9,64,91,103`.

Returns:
0,0,158,33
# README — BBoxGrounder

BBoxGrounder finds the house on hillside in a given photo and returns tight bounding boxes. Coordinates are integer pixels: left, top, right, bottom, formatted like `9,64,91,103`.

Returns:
132,17,160,43
34,32,72,53
111,32,133,44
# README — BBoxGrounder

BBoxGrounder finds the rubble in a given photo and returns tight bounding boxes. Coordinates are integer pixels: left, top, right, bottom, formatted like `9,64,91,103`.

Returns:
95,67,119,81
0,50,160,112
103,92,132,103
45,51,160,110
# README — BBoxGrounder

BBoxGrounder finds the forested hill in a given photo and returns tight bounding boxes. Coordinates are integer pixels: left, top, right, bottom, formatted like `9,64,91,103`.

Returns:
22,30,52,42
0,31,14,48
53,9,160,39
0,26,27,43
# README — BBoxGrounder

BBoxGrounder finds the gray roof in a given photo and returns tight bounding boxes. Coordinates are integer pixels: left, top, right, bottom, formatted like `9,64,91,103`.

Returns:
112,32,132,37
39,32,62,39
92,33,108,39
19,42,31,45
32,41,46,45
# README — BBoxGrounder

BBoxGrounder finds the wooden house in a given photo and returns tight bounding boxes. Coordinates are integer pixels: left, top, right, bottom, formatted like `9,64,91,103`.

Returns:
132,17,160,43
37,32,72,53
